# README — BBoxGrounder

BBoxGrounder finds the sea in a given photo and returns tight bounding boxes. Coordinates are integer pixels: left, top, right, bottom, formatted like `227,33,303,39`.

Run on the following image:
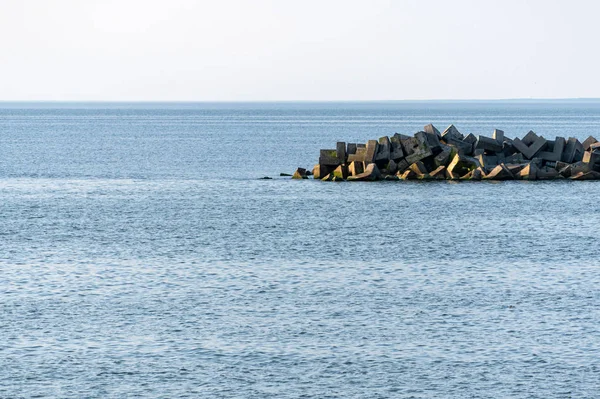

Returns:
1,101,600,398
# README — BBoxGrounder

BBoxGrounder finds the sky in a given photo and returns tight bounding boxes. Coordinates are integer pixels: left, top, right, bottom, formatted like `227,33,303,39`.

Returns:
0,0,598,101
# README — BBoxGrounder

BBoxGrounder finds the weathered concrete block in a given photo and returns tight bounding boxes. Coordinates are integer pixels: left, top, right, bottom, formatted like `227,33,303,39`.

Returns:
522,130,539,146
402,134,433,164
506,163,526,177
364,140,378,164
398,169,417,180
434,145,455,167
447,154,479,179
476,154,498,172
536,166,560,180
346,163,381,181
389,134,405,160
519,163,538,180
396,159,409,173
409,161,429,177
332,165,348,179
336,142,346,164
442,124,464,141
292,167,308,179
539,136,566,162
423,123,441,137
375,136,391,162
571,170,600,180
312,164,331,180
571,161,591,175
382,159,398,175
562,137,584,163
319,149,341,166
583,150,600,171
505,152,524,164
582,136,598,151
493,129,504,143
475,135,503,153
512,135,547,159
429,165,447,180
347,146,367,163
464,133,477,145
347,143,357,155
348,161,364,176
484,164,514,180
417,131,442,153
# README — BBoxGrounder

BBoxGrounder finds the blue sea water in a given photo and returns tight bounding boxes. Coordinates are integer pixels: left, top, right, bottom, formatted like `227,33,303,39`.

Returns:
1,101,600,398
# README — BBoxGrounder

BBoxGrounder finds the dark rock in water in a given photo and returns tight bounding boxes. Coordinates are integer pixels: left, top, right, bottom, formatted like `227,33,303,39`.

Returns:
292,168,308,179
260,176,272,180
280,173,292,177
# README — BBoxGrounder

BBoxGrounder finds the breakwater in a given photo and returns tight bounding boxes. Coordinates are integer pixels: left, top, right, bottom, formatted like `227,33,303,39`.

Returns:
293,124,600,181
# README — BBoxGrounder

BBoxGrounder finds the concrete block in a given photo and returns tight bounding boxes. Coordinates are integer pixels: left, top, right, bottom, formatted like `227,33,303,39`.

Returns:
582,136,598,151
364,140,378,164
493,129,505,143
348,161,364,176
396,159,409,173
513,135,547,159
347,147,366,163
292,167,308,179
539,136,566,162
562,137,584,163
519,163,538,180
319,149,340,166
398,169,417,180
522,130,539,146
347,163,381,181
484,164,514,180
429,165,447,179
442,124,464,140
332,165,348,179
312,164,331,180
409,161,429,176
423,123,441,137
347,143,357,155
402,134,433,164
336,142,346,164
417,131,441,153
571,170,600,180
375,136,391,162
475,135,503,153
536,166,560,180
447,154,479,178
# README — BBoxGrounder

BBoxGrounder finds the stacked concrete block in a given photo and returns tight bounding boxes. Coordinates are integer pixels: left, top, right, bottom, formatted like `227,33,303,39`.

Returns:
300,124,600,181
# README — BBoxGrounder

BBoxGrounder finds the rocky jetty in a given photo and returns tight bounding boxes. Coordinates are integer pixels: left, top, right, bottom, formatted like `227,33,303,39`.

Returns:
292,124,600,181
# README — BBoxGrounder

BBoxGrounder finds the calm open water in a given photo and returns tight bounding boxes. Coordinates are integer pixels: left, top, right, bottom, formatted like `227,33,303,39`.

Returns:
1,101,600,398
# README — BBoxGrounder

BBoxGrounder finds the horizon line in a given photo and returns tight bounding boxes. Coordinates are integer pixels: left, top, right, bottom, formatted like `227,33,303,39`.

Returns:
2,98,600,103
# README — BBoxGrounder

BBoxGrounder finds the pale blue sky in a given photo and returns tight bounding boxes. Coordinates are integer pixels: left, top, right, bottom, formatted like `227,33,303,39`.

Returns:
1,0,598,101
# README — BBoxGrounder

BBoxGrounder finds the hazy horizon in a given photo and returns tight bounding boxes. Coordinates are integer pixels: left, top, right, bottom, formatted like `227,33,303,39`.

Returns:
2,0,599,101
